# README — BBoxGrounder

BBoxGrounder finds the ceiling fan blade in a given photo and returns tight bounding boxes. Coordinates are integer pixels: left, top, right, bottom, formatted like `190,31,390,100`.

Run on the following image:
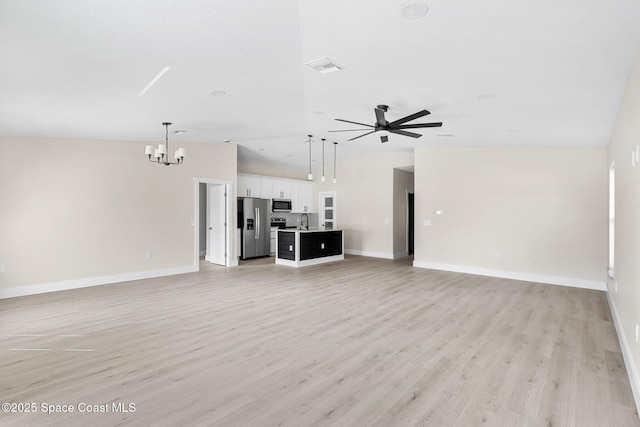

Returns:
347,130,376,141
335,118,374,128
396,122,443,129
388,110,430,128
328,128,373,132
374,107,387,127
380,135,389,143
390,129,422,138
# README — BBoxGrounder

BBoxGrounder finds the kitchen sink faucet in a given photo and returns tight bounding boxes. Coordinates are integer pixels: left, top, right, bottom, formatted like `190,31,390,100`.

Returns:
301,213,309,230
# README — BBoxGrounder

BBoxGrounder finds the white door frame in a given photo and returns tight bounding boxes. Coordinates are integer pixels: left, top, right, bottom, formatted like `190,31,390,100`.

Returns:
193,177,236,268
206,184,226,266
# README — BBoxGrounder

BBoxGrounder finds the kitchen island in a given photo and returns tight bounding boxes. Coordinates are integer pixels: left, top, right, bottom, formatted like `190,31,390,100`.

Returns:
275,229,344,267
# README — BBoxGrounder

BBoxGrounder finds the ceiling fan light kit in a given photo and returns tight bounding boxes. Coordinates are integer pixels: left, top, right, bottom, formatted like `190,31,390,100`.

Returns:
330,104,443,143
145,122,185,166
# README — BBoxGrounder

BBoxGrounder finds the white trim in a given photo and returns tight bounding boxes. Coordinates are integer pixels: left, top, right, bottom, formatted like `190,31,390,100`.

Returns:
344,249,394,259
275,254,344,268
412,261,606,291
0,266,197,300
193,177,234,268
607,291,640,415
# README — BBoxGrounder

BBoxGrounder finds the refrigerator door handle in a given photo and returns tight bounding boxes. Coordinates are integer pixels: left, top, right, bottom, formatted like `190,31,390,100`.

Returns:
255,208,260,239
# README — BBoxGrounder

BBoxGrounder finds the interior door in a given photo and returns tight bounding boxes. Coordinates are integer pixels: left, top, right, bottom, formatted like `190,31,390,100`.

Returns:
318,191,336,230
206,184,226,266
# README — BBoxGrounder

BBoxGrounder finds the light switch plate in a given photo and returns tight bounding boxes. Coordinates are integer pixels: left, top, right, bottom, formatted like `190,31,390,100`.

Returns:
423,220,431,226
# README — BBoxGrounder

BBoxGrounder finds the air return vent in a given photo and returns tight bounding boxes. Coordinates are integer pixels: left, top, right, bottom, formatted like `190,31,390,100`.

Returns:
305,57,342,74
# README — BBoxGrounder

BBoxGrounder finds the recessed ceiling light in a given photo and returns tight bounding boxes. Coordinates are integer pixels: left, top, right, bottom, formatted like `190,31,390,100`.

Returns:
305,58,343,74
223,139,231,143
173,130,186,135
437,134,455,138
477,93,495,99
258,148,265,152
211,90,226,96
402,3,429,19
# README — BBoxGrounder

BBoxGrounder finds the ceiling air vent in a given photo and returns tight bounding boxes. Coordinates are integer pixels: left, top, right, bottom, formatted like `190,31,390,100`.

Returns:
305,57,342,74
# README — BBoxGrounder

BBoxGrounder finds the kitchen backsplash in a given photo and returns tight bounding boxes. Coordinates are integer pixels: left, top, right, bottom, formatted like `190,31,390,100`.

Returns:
271,212,319,229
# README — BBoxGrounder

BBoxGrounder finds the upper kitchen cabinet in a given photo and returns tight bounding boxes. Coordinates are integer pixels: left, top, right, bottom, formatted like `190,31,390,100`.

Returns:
272,180,290,199
293,182,314,213
237,173,315,213
238,174,261,197
260,178,273,199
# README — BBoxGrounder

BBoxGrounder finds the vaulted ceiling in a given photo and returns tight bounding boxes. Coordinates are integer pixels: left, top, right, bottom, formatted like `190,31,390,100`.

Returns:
2,0,640,172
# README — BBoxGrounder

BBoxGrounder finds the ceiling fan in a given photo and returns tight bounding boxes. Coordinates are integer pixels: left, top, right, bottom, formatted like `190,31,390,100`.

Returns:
330,105,442,143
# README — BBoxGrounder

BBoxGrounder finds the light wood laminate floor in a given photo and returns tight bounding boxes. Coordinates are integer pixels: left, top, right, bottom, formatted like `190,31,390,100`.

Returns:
1,255,637,426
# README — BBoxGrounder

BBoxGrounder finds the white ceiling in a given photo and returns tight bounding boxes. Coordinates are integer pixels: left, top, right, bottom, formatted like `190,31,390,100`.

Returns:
2,0,640,173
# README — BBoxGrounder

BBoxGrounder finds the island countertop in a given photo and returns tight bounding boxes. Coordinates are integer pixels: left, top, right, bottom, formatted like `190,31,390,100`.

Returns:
277,228,342,233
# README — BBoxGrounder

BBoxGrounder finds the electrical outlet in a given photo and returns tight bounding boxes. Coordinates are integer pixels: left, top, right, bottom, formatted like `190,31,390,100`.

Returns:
146,251,152,260
423,219,431,226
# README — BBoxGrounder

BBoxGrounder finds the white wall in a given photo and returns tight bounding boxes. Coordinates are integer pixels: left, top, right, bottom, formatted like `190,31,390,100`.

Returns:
413,147,608,289
607,47,640,410
315,151,414,258
0,137,237,297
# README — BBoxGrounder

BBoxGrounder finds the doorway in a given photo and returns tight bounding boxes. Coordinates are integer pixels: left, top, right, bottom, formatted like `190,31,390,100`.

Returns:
194,178,235,268
407,192,414,255
206,184,226,265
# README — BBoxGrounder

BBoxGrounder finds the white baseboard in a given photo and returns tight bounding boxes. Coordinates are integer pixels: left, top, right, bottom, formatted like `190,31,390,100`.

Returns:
412,261,606,291
393,251,409,259
0,266,198,300
607,291,640,416
344,249,394,259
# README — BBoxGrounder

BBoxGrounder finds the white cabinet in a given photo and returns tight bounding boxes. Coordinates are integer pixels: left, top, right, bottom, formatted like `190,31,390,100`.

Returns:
289,182,298,211
237,173,315,213
272,180,290,199
270,227,277,256
260,178,273,199
238,175,261,197
292,182,314,213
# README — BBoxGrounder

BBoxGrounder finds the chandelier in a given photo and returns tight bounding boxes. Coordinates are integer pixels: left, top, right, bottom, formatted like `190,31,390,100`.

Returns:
144,122,185,166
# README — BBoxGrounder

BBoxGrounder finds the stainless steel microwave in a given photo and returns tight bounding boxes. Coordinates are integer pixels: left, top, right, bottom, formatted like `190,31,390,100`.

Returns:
272,199,292,212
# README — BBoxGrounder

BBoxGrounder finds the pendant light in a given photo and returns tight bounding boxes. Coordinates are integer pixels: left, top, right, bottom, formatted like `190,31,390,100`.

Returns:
321,138,326,182
332,142,338,183
307,134,314,181
145,122,185,166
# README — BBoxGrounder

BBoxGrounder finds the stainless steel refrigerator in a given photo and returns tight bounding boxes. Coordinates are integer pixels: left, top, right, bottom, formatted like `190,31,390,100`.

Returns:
239,197,270,259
